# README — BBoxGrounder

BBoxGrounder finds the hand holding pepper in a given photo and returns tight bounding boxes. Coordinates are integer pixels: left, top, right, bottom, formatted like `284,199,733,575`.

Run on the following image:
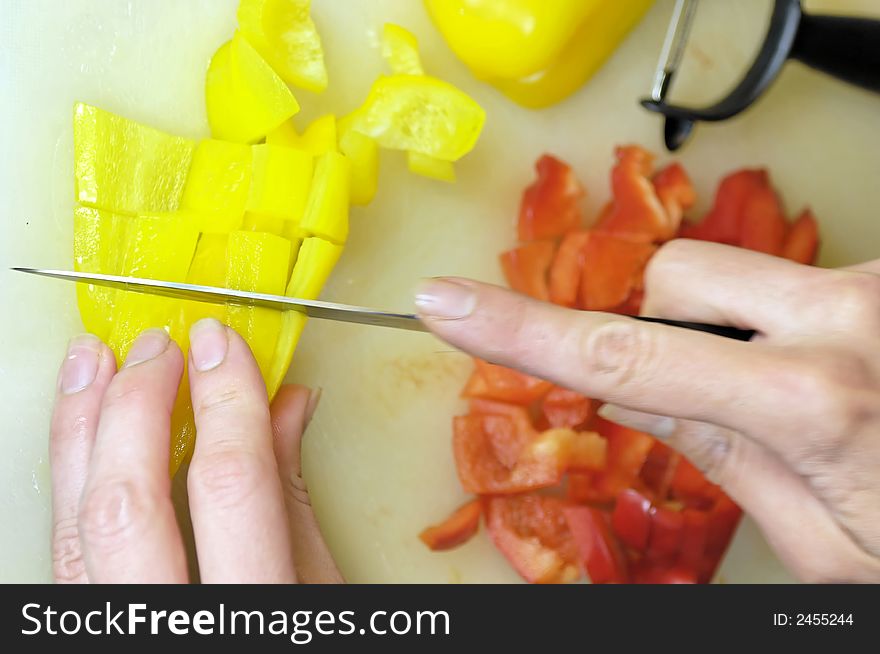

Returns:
417,239,880,583
49,318,342,584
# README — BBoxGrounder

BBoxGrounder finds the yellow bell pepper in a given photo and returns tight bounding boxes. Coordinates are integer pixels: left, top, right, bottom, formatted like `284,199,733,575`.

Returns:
247,143,313,221
337,116,379,206
242,212,286,236
74,103,195,215
298,151,350,244
266,114,337,156
72,207,129,340
206,32,300,143
286,236,343,300
407,151,456,183
382,23,425,76
424,0,653,108
181,139,252,232
237,0,328,93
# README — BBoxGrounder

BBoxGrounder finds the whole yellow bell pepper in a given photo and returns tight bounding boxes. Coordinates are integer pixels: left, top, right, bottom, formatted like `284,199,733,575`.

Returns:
425,0,654,108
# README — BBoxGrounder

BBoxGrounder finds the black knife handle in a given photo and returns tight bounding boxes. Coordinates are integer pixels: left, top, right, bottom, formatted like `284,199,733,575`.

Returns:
634,316,756,342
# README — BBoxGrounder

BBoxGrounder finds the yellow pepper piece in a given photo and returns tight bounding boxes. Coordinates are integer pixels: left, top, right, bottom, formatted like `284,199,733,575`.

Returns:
407,151,456,183
382,23,425,76
72,207,129,340
188,233,229,289
242,212,286,236
298,151,350,244
247,144,314,221
286,236,343,300
425,0,653,108
74,103,195,215
281,221,305,278
225,230,291,380
267,114,337,156
349,75,485,162
206,32,300,144
265,311,308,399
106,214,199,365
237,0,328,93
265,119,300,148
181,139,252,232
337,120,379,206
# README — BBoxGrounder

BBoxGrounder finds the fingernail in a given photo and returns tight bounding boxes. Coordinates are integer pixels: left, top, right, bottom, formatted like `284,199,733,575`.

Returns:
304,387,323,426
123,329,170,368
60,334,102,394
597,403,677,440
189,318,228,372
414,278,476,320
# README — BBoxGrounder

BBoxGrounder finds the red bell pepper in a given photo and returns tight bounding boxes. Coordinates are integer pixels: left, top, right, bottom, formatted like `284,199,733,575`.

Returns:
680,169,767,244
540,386,593,430
647,504,685,559
579,232,656,310
419,499,482,551
549,230,590,307
739,184,787,255
782,208,819,264
652,162,695,231
518,155,585,241
611,489,653,551
564,505,629,584
500,240,556,301
464,359,553,405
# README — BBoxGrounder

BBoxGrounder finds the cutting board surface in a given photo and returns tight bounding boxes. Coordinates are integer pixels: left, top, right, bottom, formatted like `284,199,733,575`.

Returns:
1,0,879,582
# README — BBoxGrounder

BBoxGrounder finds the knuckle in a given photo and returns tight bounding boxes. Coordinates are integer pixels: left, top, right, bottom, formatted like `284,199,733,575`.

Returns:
52,518,86,583
78,480,153,554
821,272,880,327
188,448,265,509
579,320,656,389
645,239,698,285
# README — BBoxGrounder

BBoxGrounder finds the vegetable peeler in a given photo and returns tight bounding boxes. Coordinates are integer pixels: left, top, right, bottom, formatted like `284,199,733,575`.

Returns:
12,267,756,341
642,0,880,151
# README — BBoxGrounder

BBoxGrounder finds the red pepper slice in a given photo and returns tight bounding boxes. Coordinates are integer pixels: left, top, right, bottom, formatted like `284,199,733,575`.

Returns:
739,184,787,255
540,386,593,430
639,440,679,501
680,169,768,244
652,162,695,233
518,155,585,242
678,508,710,575
579,232,656,310
611,489,653,551
500,240,556,301
465,359,553,405
549,230,590,307
419,499,482,551
596,145,671,242
591,418,656,501
647,504,685,559
781,208,820,264
485,496,580,584
564,506,629,584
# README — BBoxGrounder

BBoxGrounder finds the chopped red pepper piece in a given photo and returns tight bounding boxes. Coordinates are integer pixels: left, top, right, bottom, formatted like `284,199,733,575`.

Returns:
632,563,697,584
639,439,679,500
591,418,656,501
579,232,656,310
652,162,695,231
564,505,629,584
647,504,685,559
681,169,767,244
419,499,482,551
782,208,820,264
467,359,553,405
549,230,590,307
540,386,593,430
485,496,580,584
518,155,585,242
500,240,556,301
678,508,710,575
739,184,787,255
611,489,653,551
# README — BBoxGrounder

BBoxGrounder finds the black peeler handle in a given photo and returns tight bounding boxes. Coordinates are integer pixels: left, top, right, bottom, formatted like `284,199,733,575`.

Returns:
789,12,880,94
633,316,755,342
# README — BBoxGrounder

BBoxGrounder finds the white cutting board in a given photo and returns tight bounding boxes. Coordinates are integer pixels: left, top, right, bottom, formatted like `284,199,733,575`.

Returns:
2,0,879,583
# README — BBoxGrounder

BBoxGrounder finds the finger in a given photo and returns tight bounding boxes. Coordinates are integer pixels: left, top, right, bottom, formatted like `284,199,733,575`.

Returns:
415,277,796,438
271,385,344,584
49,334,116,583
79,329,188,583
641,239,827,334
597,405,880,582
187,318,295,584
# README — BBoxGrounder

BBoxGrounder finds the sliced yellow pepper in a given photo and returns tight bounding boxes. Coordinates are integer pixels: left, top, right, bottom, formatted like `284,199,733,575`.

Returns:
181,139,252,232
298,151,350,244
242,212,286,236
407,151,456,183
286,236,343,300
247,144,313,221
267,114,337,156
225,231,291,381
382,23,425,76
206,32,300,144
424,0,653,108
237,0,328,93
337,116,379,206
73,207,129,340
74,103,195,215
348,75,485,162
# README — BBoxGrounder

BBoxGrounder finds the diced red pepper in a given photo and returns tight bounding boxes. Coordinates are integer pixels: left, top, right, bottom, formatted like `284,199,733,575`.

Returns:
564,506,629,584
591,418,656,501
647,504,685,559
678,508,710,574
567,471,599,504
540,386,593,430
596,145,672,242
549,230,590,307
652,162,695,233
579,232,656,311
670,456,710,501
739,184,787,255
518,155,585,242
562,429,608,471
680,169,768,244
467,359,553,405
782,208,820,264
419,499,482,551
611,489,653,551
485,496,580,584
639,440,679,501
500,240,556,301
632,563,697,584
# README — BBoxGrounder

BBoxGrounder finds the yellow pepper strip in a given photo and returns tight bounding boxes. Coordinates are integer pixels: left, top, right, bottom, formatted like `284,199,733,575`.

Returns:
348,75,485,162
407,151,456,183
237,0,328,93
286,236,343,300
487,0,655,109
242,212,286,236
206,32,300,144
225,230,292,381
265,119,300,148
298,151,350,244
74,103,195,215
106,214,200,366
281,221,305,278
266,114,337,156
181,139,252,232
425,0,653,108
337,116,379,206
247,143,314,221
382,23,425,76
72,207,129,340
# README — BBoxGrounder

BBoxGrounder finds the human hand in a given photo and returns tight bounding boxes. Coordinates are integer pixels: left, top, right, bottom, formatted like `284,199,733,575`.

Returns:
416,239,880,583
49,318,343,584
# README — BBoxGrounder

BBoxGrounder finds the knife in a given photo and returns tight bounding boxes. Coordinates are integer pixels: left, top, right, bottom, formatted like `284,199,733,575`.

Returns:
12,268,756,341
